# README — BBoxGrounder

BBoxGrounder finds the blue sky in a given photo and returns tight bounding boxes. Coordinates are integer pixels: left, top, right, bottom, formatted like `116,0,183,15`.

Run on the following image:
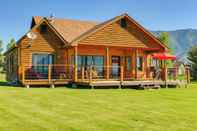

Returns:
0,0,197,48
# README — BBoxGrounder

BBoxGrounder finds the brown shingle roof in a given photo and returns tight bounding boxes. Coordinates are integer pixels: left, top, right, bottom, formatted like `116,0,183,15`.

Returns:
33,16,99,43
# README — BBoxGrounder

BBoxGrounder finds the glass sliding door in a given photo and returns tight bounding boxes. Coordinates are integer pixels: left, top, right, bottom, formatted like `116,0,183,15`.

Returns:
93,56,104,76
111,56,120,78
76,55,104,78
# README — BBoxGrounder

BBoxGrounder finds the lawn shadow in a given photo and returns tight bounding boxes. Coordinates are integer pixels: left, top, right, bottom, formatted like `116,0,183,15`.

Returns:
0,81,10,86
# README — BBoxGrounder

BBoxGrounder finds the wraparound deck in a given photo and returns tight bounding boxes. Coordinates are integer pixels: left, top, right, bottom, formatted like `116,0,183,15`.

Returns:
21,64,190,88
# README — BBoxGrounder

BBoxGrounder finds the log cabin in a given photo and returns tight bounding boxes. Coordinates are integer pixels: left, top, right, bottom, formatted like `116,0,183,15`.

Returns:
5,13,185,88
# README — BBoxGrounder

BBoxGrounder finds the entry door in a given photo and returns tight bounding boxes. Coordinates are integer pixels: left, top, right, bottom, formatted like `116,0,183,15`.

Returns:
111,56,120,78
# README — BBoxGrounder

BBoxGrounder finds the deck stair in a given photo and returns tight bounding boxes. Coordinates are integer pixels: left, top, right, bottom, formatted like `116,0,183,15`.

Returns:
139,82,161,89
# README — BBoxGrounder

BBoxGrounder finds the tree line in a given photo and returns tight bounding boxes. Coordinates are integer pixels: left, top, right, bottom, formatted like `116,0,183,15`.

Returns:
158,32,197,80
0,38,16,72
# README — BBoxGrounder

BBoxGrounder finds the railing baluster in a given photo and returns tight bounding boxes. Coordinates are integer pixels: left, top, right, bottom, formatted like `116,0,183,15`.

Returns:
89,66,92,83
82,66,85,81
48,65,51,83
120,66,124,83
22,65,25,84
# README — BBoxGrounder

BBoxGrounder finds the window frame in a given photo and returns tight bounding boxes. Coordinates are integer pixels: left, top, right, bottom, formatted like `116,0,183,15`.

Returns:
125,56,131,72
72,55,104,76
120,18,127,28
32,53,54,65
137,56,143,71
40,24,48,34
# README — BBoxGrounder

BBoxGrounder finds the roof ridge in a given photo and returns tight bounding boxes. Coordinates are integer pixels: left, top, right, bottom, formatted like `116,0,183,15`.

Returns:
33,16,99,24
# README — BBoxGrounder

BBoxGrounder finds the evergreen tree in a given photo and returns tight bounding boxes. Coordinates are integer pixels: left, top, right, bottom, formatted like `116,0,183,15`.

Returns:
157,32,173,66
6,38,16,50
188,45,197,80
0,40,5,71
157,32,173,54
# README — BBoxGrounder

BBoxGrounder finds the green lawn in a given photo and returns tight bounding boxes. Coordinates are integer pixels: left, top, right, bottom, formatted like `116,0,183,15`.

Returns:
0,77,197,130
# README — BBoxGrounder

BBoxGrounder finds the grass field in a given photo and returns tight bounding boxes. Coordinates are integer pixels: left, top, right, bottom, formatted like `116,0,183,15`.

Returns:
0,74,197,131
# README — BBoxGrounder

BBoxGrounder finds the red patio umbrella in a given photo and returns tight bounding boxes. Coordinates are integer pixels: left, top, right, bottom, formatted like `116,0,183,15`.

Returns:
152,53,176,60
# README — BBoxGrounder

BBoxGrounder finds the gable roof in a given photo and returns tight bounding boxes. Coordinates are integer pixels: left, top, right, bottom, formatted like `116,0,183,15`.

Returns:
32,14,167,51
32,16,98,43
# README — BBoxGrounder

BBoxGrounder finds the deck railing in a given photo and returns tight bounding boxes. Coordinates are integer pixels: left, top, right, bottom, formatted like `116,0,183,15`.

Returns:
166,67,190,83
22,65,74,84
77,66,124,81
21,64,191,85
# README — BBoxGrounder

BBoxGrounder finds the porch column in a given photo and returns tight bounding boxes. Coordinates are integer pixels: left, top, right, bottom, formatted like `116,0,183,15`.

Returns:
74,46,78,82
144,54,148,79
135,49,138,79
106,47,110,80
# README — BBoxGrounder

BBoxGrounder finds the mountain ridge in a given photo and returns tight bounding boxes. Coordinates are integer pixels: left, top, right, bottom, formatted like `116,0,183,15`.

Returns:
151,29,197,60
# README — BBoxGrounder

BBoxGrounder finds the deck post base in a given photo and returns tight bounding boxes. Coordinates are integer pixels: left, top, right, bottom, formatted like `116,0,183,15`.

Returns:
50,84,55,88
91,85,94,89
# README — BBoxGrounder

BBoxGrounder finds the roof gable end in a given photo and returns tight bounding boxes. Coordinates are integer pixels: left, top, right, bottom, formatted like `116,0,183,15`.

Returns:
71,14,167,51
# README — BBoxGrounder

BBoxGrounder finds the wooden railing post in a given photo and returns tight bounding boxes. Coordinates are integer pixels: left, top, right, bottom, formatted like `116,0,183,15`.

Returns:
82,66,85,81
74,46,78,82
48,65,51,83
164,67,168,81
106,47,110,80
135,49,138,79
89,66,92,84
186,67,191,84
164,67,168,88
120,66,124,83
106,66,109,80
22,65,25,84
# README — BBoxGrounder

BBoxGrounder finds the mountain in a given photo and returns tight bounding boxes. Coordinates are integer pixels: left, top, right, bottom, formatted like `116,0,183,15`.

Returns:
152,29,197,60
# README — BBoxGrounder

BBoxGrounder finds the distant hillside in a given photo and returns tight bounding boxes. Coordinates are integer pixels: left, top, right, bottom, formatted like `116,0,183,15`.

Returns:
152,29,197,60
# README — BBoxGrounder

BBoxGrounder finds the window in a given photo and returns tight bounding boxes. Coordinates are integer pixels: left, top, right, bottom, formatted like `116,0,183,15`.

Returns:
137,56,143,71
125,56,131,71
32,53,54,65
120,18,127,28
32,53,54,75
40,24,47,33
73,55,104,76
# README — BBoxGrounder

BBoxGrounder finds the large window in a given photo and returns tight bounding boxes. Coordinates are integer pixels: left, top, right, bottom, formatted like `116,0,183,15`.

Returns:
125,56,131,71
75,55,104,76
32,53,54,75
32,53,54,65
137,56,143,71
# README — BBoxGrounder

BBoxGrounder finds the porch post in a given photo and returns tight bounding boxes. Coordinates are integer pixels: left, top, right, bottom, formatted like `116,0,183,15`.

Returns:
135,49,138,79
163,60,168,88
144,54,148,79
22,65,25,84
186,66,190,84
106,47,110,80
48,64,51,83
74,46,78,82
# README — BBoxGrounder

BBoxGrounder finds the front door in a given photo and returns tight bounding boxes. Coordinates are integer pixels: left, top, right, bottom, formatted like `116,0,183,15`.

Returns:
111,56,120,78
